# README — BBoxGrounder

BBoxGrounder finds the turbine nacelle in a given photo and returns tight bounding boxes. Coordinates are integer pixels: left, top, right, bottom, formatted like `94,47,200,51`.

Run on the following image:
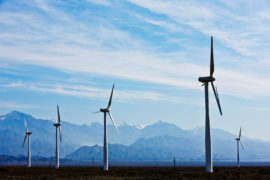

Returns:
53,123,61,127
100,108,110,113
198,76,216,83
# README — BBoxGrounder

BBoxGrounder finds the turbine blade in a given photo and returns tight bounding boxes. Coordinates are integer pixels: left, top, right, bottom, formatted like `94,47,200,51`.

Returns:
210,36,214,77
240,141,244,150
59,126,62,142
239,127,241,139
22,134,27,148
57,104,61,123
108,112,119,134
24,119,28,132
211,82,222,115
93,111,101,113
107,84,114,109
215,86,222,115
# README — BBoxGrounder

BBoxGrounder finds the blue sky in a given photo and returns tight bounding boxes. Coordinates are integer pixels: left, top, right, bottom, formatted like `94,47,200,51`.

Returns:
0,0,270,140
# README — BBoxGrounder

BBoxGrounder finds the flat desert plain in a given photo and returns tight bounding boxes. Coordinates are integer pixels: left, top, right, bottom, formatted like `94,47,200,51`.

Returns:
0,166,270,179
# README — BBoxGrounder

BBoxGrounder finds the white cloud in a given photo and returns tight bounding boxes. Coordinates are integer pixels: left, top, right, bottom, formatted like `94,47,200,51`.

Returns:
1,42,270,99
0,0,270,101
128,0,270,58
0,100,37,109
86,0,111,6
6,82,25,88
2,81,201,105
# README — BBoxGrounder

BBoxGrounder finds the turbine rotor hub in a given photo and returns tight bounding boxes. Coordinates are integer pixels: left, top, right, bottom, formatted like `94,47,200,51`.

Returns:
198,76,215,83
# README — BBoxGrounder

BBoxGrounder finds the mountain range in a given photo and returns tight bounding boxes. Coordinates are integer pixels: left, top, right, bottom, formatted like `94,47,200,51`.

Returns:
0,111,270,162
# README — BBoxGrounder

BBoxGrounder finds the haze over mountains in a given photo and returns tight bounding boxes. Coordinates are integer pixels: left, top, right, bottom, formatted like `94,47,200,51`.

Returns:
0,111,270,162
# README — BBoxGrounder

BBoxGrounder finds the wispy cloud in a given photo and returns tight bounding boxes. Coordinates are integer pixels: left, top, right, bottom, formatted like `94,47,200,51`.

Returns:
1,81,201,105
0,100,37,109
0,0,269,101
86,0,111,6
128,0,270,57
1,43,270,99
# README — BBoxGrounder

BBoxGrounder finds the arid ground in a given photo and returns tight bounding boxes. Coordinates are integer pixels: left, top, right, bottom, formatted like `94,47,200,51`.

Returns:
0,166,270,180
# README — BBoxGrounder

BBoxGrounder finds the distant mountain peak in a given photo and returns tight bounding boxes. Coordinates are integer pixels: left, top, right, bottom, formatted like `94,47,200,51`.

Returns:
4,111,34,121
8,110,28,116
134,124,147,129
120,122,147,129
155,120,173,125
151,120,181,128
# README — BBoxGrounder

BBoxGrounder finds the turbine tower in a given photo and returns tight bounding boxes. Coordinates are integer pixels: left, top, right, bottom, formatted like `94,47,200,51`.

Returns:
53,105,62,168
94,84,119,171
235,127,244,167
22,119,32,168
198,36,222,173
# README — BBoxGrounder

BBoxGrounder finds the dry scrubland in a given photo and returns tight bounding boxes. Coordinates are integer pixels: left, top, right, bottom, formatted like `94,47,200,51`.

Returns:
0,166,270,180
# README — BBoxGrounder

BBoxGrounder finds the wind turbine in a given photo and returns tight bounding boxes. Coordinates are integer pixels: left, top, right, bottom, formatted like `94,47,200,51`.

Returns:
173,156,176,169
22,119,32,168
94,84,119,171
235,127,244,167
198,36,222,173
53,105,62,168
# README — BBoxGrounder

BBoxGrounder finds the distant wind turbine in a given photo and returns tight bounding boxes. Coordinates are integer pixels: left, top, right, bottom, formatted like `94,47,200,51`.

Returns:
53,105,62,168
22,119,32,168
235,127,244,167
94,84,119,171
173,156,176,168
198,36,222,173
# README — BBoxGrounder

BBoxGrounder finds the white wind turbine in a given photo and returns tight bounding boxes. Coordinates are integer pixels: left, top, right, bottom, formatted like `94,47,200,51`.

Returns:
235,127,244,167
198,36,222,173
53,105,62,168
22,119,32,168
94,84,119,171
